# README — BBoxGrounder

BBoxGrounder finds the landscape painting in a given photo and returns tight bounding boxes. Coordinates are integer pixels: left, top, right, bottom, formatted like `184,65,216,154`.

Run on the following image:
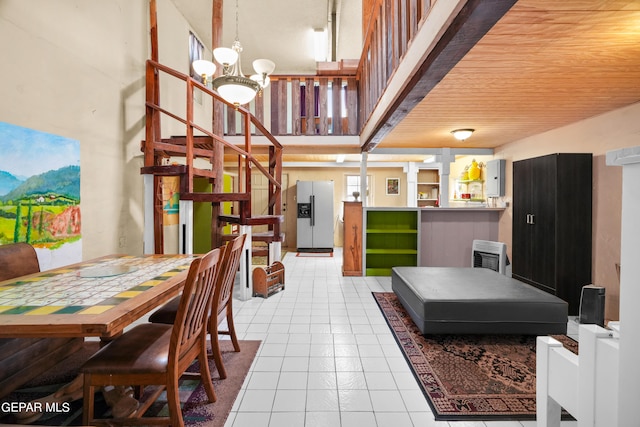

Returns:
0,121,81,270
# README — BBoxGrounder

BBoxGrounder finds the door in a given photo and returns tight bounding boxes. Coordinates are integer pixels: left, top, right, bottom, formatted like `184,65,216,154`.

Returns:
280,174,289,242
296,181,313,248
310,181,334,249
251,172,270,235
512,159,532,280
252,172,289,240
529,155,556,291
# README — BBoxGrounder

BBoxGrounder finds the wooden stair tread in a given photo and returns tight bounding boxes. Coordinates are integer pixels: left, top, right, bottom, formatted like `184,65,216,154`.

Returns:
219,214,283,226
140,164,187,176
140,164,215,179
222,232,285,243
181,192,250,202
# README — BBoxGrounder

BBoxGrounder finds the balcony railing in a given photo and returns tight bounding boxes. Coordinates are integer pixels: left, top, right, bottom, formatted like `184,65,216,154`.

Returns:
222,75,359,137
358,0,437,131
220,0,438,140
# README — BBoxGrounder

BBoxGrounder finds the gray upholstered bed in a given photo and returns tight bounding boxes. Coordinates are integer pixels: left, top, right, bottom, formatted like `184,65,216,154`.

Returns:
391,267,568,335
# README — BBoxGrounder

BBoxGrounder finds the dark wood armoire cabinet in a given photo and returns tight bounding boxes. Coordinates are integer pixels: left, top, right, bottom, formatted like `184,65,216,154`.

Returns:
342,202,363,276
512,153,592,314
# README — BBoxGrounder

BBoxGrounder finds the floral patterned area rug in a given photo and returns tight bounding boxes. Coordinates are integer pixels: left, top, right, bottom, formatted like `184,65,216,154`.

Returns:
373,291,578,421
0,340,260,426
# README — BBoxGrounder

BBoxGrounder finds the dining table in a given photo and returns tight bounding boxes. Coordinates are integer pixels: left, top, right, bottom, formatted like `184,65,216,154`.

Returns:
0,252,200,413
0,253,199,339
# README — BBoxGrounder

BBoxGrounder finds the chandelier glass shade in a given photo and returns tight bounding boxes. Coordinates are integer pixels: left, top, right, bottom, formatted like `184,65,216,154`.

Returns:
192,59,216,85
213,73,261,106
213,47,238,70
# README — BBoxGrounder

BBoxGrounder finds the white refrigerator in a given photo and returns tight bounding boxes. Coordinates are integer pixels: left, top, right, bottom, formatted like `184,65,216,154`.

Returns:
296,180,334,252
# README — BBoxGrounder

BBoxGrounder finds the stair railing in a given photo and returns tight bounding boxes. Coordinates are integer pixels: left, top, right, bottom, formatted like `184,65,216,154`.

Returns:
144,59,283,229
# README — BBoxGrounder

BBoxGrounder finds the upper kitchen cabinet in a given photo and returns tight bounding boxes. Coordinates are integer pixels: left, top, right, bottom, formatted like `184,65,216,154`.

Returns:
512,153,593,314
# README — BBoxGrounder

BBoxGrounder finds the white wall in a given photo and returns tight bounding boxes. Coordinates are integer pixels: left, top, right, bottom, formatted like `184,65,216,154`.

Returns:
0,0,197,260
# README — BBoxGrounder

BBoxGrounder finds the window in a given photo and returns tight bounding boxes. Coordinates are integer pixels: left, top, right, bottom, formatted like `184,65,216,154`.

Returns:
346,175,371,204
189,32,205,104
188,32,204,81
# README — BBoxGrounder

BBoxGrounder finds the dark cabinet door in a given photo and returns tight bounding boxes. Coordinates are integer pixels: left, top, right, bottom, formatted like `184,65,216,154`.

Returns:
512,153,592,314
512,154,558,293
512,159,533,280
529,155,557,292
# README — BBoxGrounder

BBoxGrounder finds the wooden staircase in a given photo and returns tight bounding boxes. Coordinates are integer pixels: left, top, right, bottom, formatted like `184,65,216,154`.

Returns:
141,60,284,254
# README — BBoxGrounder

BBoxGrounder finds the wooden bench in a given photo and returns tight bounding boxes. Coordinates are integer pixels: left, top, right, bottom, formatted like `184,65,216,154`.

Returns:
0,243,83,398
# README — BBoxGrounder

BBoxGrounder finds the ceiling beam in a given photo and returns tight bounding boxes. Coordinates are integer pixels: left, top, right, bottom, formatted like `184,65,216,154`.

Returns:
371,147,494,156
362,0,517,152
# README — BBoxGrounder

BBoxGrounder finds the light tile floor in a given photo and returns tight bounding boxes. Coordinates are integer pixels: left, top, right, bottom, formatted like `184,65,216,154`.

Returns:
224,248,579,427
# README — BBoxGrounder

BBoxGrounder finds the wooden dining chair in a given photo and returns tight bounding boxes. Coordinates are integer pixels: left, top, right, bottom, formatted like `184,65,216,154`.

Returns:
0,242,40,281
80,247,222,427
208,233,246,379
149,234,247,379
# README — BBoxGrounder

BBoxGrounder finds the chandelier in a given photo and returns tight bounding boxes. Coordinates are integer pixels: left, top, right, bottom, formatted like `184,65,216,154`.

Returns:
192,0,275,107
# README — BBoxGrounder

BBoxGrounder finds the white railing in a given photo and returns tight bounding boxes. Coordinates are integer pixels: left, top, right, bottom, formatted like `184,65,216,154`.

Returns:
537,324,619,426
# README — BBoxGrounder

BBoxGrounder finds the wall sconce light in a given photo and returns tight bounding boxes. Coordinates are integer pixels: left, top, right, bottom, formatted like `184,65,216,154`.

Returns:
451,129,475,141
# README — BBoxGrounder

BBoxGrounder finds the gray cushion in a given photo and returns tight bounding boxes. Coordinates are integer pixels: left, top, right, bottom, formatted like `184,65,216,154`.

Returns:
391,267,568,335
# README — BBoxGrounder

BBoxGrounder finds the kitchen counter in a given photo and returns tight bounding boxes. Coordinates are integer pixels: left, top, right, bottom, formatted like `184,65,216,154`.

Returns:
420,207,504,267
420,207,505,212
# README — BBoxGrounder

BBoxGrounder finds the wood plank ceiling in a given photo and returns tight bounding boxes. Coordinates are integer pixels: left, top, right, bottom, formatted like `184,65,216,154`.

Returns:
374,0,640,151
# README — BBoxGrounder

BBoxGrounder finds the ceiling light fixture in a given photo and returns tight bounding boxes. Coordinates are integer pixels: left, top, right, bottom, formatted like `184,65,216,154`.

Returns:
192,0,275,107
451,129,475,141
336,154,346,163
314,28,328,62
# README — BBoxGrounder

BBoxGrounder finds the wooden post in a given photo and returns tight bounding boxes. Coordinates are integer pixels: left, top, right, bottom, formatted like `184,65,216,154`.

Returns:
270,79,280,135
305,78,315,135
211,0,224,249
291,78,301,135
148,0,164,253
332,77,342,135
242,113,252,222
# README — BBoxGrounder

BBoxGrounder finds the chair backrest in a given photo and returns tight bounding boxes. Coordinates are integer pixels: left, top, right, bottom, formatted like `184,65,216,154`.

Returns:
169,248,222,371
213,234,247,319
0,243,41,282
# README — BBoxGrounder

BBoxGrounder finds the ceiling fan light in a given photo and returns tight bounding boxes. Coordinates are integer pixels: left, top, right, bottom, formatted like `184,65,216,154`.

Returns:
451,129,475,141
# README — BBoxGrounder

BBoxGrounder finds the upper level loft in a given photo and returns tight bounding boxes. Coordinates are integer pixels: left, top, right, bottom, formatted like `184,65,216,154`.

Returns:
204,0,517,157
208,0,438,141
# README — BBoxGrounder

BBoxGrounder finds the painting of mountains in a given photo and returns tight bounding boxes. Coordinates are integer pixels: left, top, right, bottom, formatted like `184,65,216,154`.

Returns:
0,122,81,267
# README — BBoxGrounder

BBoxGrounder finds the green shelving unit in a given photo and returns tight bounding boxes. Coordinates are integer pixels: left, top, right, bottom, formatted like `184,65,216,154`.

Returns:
364,208,419,276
